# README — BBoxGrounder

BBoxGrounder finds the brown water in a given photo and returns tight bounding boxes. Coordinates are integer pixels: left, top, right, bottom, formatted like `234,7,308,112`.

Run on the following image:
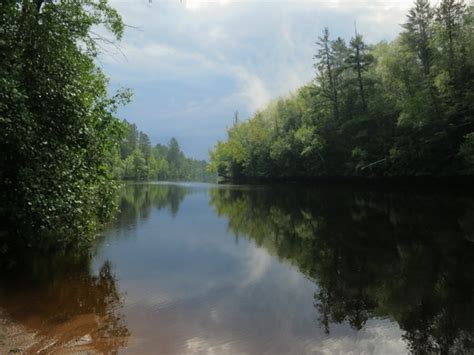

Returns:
1,182,473,354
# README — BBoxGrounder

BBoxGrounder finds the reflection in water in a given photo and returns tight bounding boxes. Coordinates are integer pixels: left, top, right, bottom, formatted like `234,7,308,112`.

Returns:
1,183,473,354
116,183,191,228
209,186,474,354
0,248,129,353
0,183,195,354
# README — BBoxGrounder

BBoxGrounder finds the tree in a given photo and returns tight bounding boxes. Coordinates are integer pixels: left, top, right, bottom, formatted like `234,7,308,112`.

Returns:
233,111,240,125
121,124,139,159
0,0,129,246
167,137,183,178
139,132,152,162
348,32,373,111
315,28,340,121
402,0,435,77
436,0,466,70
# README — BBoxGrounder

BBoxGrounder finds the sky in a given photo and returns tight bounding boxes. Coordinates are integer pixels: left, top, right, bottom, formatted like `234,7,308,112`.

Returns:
101,0,416,160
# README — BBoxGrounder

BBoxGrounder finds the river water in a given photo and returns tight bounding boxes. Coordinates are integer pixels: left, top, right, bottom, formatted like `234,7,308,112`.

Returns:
1,182,473,354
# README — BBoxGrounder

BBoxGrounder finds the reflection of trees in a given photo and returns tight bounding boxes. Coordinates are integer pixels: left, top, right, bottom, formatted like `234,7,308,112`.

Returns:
0,249,129,353
116,183,191,229
209,186,474,354
0,183,195,352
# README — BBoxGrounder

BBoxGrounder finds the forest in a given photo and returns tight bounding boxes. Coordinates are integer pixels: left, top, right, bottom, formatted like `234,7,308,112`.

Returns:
209,0,474,181
112,122,215,182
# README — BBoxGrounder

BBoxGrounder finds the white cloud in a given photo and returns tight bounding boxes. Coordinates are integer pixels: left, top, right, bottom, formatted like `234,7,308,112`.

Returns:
178,0,415,13
103,0,418,159
184,0,232,11
227,65,272,112
308,0,413,11
308,320,407,355
208,27,227,42
102,41,216,72
185,337,234,354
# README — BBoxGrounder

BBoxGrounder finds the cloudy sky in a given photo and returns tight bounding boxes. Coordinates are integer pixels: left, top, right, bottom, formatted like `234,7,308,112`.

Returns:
101,0,415,160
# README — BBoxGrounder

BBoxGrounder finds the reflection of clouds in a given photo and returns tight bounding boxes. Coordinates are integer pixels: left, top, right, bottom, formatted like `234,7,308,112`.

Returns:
123,299,406,354
117,246,406,354
185,337,234,354
310,320,406,355
210,309,219,322
97,183,409,353
239,245,272,288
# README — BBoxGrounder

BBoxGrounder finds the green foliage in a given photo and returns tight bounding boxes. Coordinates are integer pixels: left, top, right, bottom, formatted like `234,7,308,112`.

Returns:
210,1,474,180
0,0,128,247
117,122,216,182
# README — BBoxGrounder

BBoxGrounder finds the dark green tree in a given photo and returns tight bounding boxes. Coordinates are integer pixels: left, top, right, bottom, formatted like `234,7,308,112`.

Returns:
315,28,340,121
435,0,466,70
348,32,373,111
0,0,129,246
402,0,435,77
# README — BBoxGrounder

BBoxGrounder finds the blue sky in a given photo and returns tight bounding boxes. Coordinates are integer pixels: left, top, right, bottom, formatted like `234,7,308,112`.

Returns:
101,0,415,160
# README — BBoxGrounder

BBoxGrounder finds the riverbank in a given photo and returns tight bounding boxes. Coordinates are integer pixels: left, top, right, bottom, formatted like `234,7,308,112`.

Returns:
218,175,474,188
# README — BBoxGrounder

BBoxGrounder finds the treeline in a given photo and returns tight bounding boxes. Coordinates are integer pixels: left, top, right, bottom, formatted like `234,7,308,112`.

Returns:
210,0,474,180
110,122,215,182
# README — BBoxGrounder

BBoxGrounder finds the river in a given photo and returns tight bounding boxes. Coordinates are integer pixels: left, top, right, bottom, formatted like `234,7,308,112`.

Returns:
1,182,473,354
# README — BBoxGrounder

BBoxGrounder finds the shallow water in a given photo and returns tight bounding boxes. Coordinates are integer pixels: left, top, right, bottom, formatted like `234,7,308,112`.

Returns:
1,182,473,354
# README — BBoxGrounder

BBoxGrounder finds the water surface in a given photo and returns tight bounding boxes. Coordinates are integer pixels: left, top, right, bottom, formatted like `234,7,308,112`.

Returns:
1,182,473,354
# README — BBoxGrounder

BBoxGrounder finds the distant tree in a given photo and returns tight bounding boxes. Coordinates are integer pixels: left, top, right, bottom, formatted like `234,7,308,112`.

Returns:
234,111,240,125
116,126,214,182
167,137,183,178
123,124,139,158
139,132,152,162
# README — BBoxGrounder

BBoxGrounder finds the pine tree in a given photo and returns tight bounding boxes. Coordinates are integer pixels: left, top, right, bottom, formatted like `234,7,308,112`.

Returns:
402,0,434,77
315,28,340,120
436,0,466,69
348,32,373,111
